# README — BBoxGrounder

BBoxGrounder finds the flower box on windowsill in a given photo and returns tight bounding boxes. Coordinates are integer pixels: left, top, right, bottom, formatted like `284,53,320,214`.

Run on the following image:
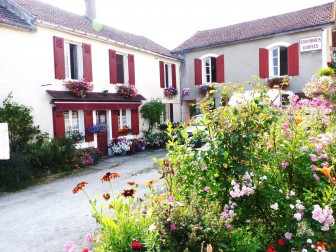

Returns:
268,76,289,90
164,87,178,99
64,79,94,98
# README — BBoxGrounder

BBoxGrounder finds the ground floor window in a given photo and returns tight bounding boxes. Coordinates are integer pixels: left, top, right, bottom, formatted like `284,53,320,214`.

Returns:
64,110,80,136
118,109,131,129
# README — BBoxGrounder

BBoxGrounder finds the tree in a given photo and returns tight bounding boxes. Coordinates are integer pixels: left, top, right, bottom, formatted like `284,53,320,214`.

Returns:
0,93,40,152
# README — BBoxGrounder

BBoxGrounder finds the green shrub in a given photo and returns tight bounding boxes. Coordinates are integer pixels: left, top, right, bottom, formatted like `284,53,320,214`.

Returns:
140,99,166,131
0,152,35,191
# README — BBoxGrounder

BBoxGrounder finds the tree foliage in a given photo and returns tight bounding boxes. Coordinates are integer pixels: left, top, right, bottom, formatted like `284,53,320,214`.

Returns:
140,99,166,132
0,93,40,152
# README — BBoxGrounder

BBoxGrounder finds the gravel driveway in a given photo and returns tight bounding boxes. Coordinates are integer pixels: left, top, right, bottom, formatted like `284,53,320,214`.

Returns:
0,149,167,252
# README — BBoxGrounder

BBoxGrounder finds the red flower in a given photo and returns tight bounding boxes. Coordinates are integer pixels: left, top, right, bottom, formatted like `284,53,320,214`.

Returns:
82,248,89,252
103,193,110,200
278,238,285,246
72,181,88,194
327,61,332,67
101,172,120,182
267,245,277,252
131,240,142,251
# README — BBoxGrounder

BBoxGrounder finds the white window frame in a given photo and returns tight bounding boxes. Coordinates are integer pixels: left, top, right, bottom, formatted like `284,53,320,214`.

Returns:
118,109,131,129
64,41,83,80
116,53,130,84
64,110,84,137
266,42,290,78
200,53,218,84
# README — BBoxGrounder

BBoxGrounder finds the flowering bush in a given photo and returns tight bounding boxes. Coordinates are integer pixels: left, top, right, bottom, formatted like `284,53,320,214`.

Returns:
64,79,93,98
303,75,336,100
164,87,178,99
116,84,138,98
108,137,132,154
118,126,132,135
88,123,107,134
268,75,289,89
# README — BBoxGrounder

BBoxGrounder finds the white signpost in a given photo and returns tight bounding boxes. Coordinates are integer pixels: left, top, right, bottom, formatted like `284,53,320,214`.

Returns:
300,36,322,52
0,123,10,160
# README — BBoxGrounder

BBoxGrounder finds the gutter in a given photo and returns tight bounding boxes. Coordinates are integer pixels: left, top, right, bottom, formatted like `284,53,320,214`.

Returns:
172,21,335,54
37,20,180,62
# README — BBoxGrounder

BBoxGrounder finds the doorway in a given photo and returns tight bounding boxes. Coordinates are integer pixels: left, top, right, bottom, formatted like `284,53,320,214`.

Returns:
96,110,108,156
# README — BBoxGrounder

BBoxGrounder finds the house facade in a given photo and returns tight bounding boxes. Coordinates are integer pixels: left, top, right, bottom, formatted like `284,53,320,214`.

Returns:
0,0,181,155
172,2,336,123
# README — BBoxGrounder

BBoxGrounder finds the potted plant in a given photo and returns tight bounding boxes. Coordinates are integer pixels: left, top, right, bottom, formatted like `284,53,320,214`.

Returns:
64,79,93,98
116,84,138,98
88,123,107,134
268,76,289,89
198,84,216,95
118,126,132,136
164,87,178,99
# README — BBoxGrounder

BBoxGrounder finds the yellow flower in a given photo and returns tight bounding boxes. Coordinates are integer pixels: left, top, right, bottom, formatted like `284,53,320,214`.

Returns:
145,179,157,187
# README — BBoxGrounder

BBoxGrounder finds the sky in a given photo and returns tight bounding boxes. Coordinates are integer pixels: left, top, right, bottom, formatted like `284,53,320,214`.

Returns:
40,0,333,50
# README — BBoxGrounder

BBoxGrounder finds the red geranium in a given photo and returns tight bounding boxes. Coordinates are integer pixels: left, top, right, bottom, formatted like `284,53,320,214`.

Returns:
267,245,277,252
131,240,142,251
278,238,285,246
82,248,89,252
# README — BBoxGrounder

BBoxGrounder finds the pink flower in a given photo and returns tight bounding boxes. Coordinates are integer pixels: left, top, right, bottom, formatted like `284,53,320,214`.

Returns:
282,161,289,168
167,215,171,222
311,165,317,171
285,232,292,240
84,233,94,244
281,123,289,130
227,225,232,230
309,154,317,162
82,248,89,252
168,195,174,203
293,213,302,221
170,223,176,230
307,239,312,243
313,174,320,181
64,241,75,251
204,186,210,192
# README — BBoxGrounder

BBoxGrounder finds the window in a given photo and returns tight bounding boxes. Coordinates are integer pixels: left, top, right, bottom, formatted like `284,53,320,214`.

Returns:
270,46,288,76
159,61,177,88
204,57,217,83
259,43,299,79
109,50,135,84
64,110,80,136
118,109,131,128
194,54,224,85
64,43,82,80
53,36,93,81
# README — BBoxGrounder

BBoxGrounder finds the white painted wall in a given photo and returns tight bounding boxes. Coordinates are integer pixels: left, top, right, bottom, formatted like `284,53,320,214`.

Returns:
0,24,181,138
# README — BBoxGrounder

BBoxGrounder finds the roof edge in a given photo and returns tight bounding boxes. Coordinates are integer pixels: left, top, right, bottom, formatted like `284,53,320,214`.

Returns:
0,0,36,30
172,22,334,54
37,20,179,61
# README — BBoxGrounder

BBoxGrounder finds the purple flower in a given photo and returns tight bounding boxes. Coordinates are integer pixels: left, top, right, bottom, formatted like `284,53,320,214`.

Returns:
309,154,317,162
282,161,289,168
204,186,210,193
313,174,320,181
310,165,317,171
170,223,176,230
285,232,292,240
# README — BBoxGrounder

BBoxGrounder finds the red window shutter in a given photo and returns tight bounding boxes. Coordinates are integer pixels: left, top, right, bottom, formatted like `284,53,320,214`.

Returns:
52,107,65,139
288,43,299,76
131,108,140,135
109,49,117,84
111,110,119,138
84,110,94,142
53,36,65,79
159,61,165,88
259,48,269,79
82,43,93,82
194,58,202,85
128,54,135,85
171,64,177,88
216,54,225,83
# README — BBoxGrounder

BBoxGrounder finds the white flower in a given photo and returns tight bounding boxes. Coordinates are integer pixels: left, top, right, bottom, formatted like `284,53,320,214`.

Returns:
270,203,279,210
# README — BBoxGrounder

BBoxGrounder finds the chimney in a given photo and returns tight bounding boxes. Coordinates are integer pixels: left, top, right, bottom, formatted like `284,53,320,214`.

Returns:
84,0,96,21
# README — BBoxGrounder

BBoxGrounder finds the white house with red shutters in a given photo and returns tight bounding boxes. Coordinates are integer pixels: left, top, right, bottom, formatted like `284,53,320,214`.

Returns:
0,0,181,155
172,2,336,123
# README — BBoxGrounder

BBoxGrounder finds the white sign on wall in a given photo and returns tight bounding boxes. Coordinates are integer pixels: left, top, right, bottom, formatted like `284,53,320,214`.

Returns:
300,36,322,52
0,123,10,160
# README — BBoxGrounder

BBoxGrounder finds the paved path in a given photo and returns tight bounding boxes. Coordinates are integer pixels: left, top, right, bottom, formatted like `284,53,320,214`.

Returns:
0,149,167,252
